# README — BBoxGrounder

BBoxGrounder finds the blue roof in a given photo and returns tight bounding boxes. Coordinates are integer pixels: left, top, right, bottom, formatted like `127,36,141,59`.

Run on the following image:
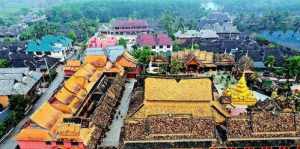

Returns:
253,61,266,69
26,35,72,52
85,46,125,62
106,46,125,62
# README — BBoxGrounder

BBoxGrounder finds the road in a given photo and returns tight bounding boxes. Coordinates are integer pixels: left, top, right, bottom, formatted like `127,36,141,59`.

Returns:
101,79,136,147
0,65,64,149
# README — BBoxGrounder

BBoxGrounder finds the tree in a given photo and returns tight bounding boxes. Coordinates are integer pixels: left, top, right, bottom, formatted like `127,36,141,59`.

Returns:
170,59,183,74
284,56,300,82
19,21,59,40
0,59,9,68
118,38,128,48
132,47,153,65
160,12,176,36
264,55,275,70
67,31,77,42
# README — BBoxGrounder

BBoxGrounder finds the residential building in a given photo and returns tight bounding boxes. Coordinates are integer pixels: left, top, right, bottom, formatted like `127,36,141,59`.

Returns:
174,30,202,43
174,29,219,44
136,33,172,52
0,23,28,37
100,19,150,35
26,35,73,61
0,68,42,110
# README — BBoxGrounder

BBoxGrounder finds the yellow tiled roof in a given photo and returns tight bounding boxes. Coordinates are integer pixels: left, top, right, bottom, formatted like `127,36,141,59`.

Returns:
144,77,212,101
84,55,107,67
65,60,81,67
132,101,213,118
30,102,65,130
15,128,53,141
54,87,75,105
80,127,94,145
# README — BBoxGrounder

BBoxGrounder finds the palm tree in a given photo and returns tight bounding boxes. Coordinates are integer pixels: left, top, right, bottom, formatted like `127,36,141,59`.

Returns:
177,17,185,33
264,55,275,70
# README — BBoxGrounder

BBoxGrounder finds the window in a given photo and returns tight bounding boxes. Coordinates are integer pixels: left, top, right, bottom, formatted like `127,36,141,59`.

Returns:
56,141,64,145
45,52,51,55
167,45,171,48
45,141,51,145
71,142,79,146
152,46,156,49
36,52,42,55
159,45,163,49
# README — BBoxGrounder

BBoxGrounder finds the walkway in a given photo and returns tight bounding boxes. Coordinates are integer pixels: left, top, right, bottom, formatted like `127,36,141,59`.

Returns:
0,65,64,149
101,79,136,147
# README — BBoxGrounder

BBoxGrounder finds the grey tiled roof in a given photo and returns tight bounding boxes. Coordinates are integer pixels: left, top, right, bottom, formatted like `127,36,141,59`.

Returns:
0,67,42,96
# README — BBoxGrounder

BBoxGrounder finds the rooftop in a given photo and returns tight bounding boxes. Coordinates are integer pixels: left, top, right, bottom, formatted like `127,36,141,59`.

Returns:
26,35,72,52
112,19,148,27
0,67,42,96
144,77,212,102
137,33,172,47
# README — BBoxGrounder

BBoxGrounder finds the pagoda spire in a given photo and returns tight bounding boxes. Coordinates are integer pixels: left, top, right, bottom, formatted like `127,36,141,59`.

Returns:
224,72,257,106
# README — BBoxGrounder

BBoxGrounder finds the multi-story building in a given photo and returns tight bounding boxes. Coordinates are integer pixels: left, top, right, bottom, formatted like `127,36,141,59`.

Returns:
136,33,172,53
26,35,73,62
100,19,150,35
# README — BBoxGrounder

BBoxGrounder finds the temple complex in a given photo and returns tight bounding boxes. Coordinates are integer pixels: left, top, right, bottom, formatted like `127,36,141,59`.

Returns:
224,73,257,106
123,76,229,148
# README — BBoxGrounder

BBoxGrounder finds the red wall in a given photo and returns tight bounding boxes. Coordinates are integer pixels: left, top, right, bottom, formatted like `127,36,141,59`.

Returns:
17,140,86,149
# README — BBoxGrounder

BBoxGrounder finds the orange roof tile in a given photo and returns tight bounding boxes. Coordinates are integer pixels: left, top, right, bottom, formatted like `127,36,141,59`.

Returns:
15,128,53,141
0,96,9,108
30,102,65,130
84,55,107,67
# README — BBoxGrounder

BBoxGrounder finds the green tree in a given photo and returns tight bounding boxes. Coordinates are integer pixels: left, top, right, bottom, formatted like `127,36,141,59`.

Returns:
160,12,176,36
170,59,183,74
284,56,300,82
264,55,275,70
0,59,9,68
132,47,153,65
118,38,128,48
9,95,30,120
67,31,77,42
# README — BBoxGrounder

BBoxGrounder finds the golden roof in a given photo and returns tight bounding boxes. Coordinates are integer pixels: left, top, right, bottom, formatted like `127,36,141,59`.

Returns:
17,63,105,144
57,123,81,139
172,50,214,64
123,51,137,63
144,77,212,101
54,87,75,105
130,77,228,123
64,60,81,71
0,96,9,108
15,128,53,141
66,60,81,67
84,55,108,68
224,73,257,106
30,102,65,130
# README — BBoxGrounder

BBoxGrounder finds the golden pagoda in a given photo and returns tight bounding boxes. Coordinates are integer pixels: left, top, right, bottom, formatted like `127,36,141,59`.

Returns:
224,73,257,106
